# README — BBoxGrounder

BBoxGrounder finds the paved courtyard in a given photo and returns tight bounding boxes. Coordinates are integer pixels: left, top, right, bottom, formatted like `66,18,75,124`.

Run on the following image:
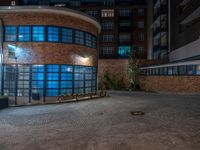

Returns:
0,91,200,150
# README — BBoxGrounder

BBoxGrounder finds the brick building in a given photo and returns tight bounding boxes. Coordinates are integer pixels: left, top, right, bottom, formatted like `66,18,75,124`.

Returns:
0,6,101,105
17,0,148,59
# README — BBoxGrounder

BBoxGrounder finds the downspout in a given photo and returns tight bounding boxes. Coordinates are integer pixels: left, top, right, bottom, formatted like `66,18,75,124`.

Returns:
0,19,3,95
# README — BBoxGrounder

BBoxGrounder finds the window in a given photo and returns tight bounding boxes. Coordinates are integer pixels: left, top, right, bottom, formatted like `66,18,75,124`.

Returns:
102,34,114,42
119,33,131,43
46,65,59,96
3,65,16,96
11,1,16,6
137,33,144,41
102,47,114,54
179,65,187,75
17,65,30,97
138,8,144,16
186,65,196,75
102,21,114,30
119,21,131,28
86,10,98,17
101,9,114,17
118,46,131,56
92,36,97,49
47,26,59,42
138,21,144,28
69,0,81,7
137,46,144,56
32,65,44,96
62,28,73,43
101,0,115,6
172,66,178,75
32,26,45,42
5,26,17,41
74,66,84,94
119,9,132,17
85,33,92,47
75,30,84,45
60,65,73,95
18,26,30,42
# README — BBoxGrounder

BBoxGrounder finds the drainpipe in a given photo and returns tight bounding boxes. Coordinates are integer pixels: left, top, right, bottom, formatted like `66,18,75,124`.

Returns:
168,0,171,60
0,19,3,95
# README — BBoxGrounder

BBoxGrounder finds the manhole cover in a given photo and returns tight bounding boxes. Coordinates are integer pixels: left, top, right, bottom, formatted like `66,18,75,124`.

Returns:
130,111,145,116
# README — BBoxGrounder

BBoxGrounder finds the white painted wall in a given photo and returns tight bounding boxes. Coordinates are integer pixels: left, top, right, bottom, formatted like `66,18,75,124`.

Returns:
169,38,200,62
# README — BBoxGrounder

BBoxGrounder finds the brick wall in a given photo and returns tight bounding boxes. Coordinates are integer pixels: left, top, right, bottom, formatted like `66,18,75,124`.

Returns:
4,43,97,66
139,76,200,93
0,12,98,35
1,12,99,66
98,59,129,85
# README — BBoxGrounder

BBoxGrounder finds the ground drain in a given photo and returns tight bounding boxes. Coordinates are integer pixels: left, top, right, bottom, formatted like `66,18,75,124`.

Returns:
130,111,145,116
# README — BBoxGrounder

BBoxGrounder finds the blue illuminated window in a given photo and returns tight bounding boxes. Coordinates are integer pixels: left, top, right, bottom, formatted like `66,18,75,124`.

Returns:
118,46,131,56
5,26,17,41
61,89,72,95
61,81,72,88
61,74,72,80
18,26,30,42
85,33,92,47
32,26,45,42
62,28,73,43
46,65,59,96
61,65,73,73
75,30,84,45
47,26,59,42
32,65,44,96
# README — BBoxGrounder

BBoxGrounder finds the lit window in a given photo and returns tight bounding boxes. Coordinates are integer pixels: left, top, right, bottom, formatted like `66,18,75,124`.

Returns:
102,34,114,42
138,21,144,28
74,66,84,94
102,47,114,54
196,65,200,75
119,33,131,43
137,33,144,41
5,26,17,42
101,9,114,17
18,26,30,42
118,46,131,56
138,8,144,16
32,65,44,96
47,26,59,42
46,65,59,97
119,9,132,17
102,21,114,30
75,30,84,45
85,33,92,47
60,65,73,95
62,28,73,43
32,26,45,42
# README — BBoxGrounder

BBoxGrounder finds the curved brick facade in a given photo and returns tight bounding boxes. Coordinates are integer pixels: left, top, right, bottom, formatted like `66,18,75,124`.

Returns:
0,6,101,105
0,9,99,66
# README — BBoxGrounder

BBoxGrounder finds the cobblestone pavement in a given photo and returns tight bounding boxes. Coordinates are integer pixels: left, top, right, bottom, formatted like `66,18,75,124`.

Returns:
0,91,200,150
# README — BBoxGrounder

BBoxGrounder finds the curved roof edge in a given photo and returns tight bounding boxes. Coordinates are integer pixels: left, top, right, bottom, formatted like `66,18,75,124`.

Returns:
0,6,101,33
